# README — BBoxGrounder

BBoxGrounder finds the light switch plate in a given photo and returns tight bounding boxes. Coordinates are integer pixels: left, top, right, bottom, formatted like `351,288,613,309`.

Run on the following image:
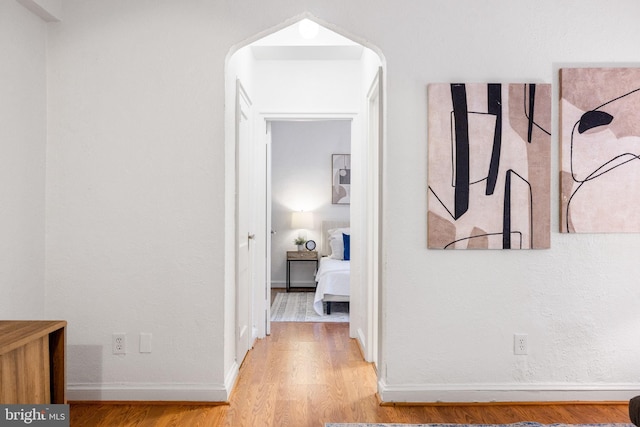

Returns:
140,333,152,353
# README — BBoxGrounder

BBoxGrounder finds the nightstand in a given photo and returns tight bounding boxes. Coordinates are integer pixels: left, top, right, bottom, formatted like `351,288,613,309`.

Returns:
286,250,318,292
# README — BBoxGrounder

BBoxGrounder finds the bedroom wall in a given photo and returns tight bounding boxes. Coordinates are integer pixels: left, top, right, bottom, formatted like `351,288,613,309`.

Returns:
0,0,47,319
270,120,351,288
42,0,640,402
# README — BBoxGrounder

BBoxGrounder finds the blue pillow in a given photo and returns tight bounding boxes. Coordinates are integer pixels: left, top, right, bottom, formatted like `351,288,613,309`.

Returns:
342,233,350,261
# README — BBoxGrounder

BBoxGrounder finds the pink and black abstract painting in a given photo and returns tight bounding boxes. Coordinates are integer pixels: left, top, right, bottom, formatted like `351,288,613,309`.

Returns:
428,83,551,249
561,68,640,233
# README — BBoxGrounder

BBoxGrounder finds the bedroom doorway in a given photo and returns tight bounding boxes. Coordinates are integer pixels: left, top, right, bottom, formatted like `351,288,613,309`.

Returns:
226,14,385,368
267,119,352,325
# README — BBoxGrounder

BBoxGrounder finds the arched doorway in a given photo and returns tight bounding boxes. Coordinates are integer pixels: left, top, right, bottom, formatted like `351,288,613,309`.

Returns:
224,14,385,371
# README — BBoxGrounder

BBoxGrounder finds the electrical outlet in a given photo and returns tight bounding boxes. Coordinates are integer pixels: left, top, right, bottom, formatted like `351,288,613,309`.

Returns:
514,333,528,355
113,333,126,355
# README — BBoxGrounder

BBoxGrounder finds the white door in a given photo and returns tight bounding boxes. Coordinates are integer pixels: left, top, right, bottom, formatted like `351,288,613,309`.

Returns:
236,79,253,365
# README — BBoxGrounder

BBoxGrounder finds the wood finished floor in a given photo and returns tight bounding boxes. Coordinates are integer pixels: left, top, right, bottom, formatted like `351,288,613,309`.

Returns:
70,322,632,426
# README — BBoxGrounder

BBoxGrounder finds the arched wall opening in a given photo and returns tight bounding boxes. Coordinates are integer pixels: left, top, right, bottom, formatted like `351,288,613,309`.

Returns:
223,13,386,395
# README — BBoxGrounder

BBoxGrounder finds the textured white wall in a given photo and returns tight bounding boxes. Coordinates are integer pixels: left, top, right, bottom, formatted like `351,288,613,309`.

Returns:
363,1,640,401
361,1,640,401
46,1,227,400
270,120,351,287
0,1,46,319
42,0,640,401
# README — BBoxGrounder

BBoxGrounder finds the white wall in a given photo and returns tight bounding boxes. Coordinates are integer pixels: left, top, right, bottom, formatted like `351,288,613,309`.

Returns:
0,0,47,319
253,59,362,113
40,0,640,402
359,1,640,402
270,120,351,287
46,1,227,400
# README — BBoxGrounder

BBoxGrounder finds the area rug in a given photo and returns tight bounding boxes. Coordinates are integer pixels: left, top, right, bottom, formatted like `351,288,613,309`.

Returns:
270,292,349,322
325,423,633,427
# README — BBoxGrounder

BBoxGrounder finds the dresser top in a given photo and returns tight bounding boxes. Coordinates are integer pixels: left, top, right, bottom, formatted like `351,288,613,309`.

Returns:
0,320,67,355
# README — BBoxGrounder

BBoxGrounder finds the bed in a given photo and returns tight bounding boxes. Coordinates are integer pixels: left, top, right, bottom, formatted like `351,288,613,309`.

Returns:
313,221,350,315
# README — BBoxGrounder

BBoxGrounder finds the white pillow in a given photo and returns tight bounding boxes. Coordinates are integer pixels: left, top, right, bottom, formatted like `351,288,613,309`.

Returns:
327,228,350,259
328,227,350,239
326,227,350,259
329,238,344,260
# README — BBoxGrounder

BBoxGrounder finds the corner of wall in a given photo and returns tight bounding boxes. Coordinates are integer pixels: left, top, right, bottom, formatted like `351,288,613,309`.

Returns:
16,0,62,22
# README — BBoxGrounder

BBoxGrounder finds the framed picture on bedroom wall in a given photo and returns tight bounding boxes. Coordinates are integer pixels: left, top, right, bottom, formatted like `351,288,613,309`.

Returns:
332,154,351,204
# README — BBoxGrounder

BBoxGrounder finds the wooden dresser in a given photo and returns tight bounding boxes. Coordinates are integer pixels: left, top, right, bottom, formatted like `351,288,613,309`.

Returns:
0,320,67,404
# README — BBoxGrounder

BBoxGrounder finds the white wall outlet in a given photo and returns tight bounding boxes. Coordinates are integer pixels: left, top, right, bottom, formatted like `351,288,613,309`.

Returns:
112,333,126,355
514,333,528,355
139,333,152,353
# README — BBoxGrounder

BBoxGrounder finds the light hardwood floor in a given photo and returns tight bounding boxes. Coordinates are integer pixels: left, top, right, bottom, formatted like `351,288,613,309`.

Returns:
70,322,632,426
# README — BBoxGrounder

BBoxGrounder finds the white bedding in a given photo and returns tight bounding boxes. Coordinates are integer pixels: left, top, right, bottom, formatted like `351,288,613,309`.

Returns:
313,256,350,315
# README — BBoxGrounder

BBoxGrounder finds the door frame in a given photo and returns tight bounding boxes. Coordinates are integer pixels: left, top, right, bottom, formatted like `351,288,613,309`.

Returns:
257,112,380,357
260,113,356,341
366,68,383,367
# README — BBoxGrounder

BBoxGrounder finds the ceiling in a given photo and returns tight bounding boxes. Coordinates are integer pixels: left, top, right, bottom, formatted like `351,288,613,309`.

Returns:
250,19,364,61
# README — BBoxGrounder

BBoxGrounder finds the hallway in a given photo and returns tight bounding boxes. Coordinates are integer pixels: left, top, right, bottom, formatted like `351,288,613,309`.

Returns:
224,322,378,425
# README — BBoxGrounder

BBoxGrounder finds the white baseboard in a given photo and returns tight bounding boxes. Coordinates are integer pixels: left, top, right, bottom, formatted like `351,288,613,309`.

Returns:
356,328,368,360
224,361,240,400
378,379,640,403
68,362,240,402
67,383,229,402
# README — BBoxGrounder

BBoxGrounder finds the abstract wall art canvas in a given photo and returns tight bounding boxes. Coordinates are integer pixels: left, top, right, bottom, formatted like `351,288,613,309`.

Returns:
428,83,551,249
560,68,640,233
332,154,350,204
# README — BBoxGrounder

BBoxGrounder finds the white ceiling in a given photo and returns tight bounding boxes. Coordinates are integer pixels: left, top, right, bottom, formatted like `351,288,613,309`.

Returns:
250,19,364,61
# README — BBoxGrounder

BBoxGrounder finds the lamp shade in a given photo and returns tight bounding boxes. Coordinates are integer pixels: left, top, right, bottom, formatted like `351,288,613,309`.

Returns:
291,211,313,229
